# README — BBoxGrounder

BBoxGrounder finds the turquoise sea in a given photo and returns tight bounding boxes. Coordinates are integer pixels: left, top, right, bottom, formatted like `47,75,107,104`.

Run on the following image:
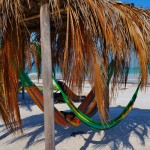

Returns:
29,66,150,83
30,66,141,74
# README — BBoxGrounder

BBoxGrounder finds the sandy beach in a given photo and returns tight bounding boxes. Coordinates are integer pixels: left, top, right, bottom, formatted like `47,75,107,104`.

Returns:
0,81,150,150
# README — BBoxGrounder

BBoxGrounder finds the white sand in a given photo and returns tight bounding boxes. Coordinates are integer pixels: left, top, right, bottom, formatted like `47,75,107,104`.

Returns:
0,82,150,150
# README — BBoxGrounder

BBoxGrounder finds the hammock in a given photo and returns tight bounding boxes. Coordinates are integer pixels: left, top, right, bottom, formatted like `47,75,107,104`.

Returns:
19,67,140,129
27,42,141,129
19,43,115,127
19,69,97,126
54,76,141,129
18,56,85,102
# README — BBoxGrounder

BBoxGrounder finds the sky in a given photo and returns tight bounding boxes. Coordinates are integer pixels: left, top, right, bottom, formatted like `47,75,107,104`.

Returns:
121,0,150,9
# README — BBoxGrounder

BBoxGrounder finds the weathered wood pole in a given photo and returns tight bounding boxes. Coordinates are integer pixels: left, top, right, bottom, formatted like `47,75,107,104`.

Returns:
40,0,55,150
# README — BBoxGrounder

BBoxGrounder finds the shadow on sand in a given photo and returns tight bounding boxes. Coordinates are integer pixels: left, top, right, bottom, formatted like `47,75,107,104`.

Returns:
1,106,150,150
18,92,35,112
55,107,150,150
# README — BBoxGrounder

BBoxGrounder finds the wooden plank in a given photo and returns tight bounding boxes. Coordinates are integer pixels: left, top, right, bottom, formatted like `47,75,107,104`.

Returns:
21,9,64,22
40,1,55,150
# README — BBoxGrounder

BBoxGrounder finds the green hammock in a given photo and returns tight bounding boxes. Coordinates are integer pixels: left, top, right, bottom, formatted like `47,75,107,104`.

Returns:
53,76,140,130
19,65,140,130
19,64,140,130
28,42,141,130
19,48,115,127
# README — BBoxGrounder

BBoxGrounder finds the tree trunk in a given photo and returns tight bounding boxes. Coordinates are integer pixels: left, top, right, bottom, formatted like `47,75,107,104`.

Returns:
40,1,55,150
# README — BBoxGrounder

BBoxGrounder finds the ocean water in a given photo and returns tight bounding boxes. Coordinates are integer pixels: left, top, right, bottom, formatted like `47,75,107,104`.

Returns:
28,65,62,79
128,68,150,83
29,66,150,83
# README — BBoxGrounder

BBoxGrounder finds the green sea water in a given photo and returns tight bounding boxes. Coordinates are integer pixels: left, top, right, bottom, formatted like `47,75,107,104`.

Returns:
30,66,141,75
29,66,150,83
129,68,140,74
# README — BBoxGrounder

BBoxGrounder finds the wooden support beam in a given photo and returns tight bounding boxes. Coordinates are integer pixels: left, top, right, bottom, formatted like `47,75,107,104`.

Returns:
23,14,40,22
40,1,55,150
21,9,65,22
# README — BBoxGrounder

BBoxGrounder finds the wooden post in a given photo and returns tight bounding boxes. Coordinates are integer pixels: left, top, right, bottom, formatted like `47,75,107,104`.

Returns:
40,1,55,150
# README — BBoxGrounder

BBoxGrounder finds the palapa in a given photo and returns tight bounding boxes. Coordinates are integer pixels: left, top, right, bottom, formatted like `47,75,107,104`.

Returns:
0,0,149,132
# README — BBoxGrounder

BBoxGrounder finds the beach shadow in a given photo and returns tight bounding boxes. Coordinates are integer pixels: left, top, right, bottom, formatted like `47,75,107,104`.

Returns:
54,107,150,150
18,92,35,111
79,107,150,150
0,130,12,140
2,114,45,148
1,107,150,150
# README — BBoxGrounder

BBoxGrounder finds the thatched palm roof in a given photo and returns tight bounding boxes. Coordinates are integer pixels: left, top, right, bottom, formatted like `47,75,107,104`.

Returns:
0,0,150,132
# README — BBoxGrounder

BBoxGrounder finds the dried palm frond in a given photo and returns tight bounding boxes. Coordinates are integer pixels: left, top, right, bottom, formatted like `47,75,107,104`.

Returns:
30,43,41,79
0,0,149,126
25,44,32,71
0,20,23,132
50,0,150,122
0,47,11,129
0,98,11,129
